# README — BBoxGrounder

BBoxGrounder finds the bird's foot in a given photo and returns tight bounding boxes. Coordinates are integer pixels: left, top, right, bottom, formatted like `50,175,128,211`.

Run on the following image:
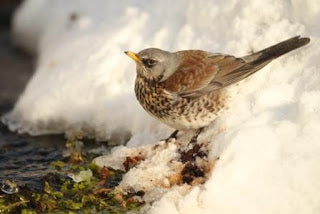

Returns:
161,130,179,143
188,127,204,145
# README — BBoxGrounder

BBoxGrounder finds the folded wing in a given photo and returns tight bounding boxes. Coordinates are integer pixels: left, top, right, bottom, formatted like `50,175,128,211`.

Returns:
161,36,310,98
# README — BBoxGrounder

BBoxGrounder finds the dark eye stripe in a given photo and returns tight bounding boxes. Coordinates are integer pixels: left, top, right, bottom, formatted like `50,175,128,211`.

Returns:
142,58,158,68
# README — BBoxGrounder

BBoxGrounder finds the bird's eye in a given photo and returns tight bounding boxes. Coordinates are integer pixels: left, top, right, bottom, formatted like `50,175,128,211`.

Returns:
142,58,158,68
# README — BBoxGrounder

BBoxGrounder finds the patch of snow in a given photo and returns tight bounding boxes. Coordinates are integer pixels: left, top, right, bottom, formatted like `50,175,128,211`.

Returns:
3,0,320,213
68,169,93,183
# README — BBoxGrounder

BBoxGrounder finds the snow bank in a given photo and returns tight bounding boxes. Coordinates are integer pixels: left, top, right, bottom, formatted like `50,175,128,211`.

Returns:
3,0,320,213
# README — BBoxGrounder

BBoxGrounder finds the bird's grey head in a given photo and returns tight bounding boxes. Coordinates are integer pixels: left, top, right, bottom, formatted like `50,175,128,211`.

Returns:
125,48,180,81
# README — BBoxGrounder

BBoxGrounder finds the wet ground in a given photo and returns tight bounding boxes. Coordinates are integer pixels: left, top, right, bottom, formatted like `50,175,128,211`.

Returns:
0,4,143,213
0,4,66,191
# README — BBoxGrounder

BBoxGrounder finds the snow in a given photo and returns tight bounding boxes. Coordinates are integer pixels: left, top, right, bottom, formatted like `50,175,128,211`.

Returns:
3,0,320,213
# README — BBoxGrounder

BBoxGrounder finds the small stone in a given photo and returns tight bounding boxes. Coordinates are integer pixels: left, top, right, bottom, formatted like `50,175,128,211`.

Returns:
1,179,19,194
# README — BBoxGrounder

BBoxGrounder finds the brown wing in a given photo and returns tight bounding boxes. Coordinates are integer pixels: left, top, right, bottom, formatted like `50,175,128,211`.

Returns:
161,36,310,98
161,50,249,98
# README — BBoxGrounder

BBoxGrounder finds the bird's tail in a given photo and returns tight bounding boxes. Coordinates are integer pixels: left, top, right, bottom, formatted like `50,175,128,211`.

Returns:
243,36,310,64
215,36,311,88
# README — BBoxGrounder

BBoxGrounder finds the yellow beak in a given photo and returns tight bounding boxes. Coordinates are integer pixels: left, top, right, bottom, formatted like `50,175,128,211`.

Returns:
124,51,140,62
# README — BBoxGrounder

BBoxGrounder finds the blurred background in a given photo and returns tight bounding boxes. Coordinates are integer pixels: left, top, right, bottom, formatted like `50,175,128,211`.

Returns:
0,1,66,192
0,0,33,116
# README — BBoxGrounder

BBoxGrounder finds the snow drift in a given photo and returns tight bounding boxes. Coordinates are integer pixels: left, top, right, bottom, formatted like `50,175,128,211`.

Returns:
2,0,320,213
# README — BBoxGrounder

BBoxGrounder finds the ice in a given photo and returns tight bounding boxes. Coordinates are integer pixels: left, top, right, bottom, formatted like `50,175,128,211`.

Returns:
2,0,320,213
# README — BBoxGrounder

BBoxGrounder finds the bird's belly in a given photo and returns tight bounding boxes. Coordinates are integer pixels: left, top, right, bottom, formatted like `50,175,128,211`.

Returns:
142,94,224,130
159,111,219,130
135,79,226,130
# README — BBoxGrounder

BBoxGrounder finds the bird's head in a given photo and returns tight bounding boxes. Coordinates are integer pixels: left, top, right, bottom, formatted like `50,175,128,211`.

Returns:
125,48,180,81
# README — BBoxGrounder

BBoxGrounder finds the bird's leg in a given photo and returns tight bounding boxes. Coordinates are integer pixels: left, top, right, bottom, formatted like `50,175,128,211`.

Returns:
162,130,179,143
189,127,204,145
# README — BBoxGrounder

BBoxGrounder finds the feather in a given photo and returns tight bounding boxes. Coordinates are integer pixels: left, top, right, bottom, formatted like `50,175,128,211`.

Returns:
162,36,310,98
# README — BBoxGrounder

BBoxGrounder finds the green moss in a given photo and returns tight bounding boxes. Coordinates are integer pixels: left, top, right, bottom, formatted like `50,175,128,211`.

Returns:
21,209,37,214
88,162,100,174
0,139,144,213
0,174,142,213
59,199,83,210
51,160,66,170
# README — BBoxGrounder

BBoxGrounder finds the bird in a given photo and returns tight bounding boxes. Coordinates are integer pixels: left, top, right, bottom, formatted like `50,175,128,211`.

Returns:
125,36,310,143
